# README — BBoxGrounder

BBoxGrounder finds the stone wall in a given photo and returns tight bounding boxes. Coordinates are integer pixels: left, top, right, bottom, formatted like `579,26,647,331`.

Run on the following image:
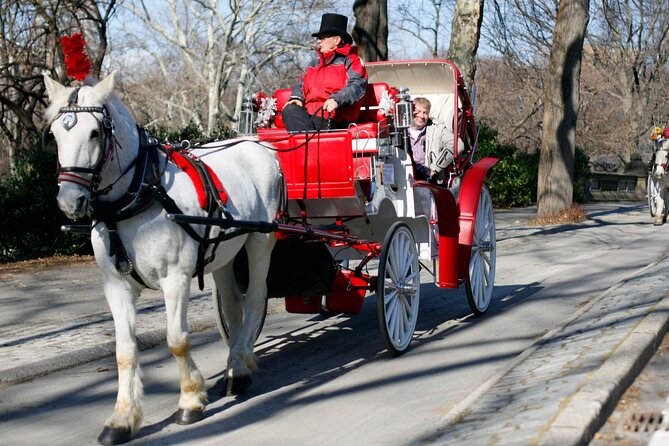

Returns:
588,172,646,201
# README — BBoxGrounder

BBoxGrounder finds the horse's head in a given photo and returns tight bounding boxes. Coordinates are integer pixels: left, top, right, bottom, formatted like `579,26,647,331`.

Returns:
43,73,116,220
654,140,669,180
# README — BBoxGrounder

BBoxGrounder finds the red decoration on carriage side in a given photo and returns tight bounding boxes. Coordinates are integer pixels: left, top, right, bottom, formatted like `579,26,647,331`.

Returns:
59,33,92,81
253,91,267,112
387,87,400,102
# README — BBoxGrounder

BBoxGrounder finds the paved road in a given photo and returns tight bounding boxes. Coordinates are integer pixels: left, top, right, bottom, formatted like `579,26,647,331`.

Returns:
1,202,669,445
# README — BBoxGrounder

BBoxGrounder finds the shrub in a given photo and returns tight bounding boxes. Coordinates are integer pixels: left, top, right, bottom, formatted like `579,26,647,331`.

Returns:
149,122,236,144
475,125,591,207
0,122,236,263
0,148,91,262
573,146,591,203
475,125,538,208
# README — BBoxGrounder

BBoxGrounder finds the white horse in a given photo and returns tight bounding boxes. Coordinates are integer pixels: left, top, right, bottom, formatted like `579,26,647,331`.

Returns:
43,72,282,445
652,139,669,225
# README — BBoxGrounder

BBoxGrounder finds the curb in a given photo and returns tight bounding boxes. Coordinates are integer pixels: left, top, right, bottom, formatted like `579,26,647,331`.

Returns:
424,254,669,445
539,291,669,445
0,314,215,387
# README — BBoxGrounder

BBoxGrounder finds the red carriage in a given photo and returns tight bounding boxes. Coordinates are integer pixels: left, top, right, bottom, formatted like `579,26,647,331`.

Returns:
214,59,498,355
46,33,499,442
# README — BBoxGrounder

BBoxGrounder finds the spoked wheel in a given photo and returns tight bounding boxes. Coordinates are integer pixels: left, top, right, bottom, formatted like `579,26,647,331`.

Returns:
212,283,267,345
648,173,660,217
465,185,497,315
377,222,420,356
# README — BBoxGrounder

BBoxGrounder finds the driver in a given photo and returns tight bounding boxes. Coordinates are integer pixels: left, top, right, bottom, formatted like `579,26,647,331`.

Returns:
282,13,368,132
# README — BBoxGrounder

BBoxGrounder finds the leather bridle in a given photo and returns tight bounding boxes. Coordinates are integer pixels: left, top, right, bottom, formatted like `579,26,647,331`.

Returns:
49,87,116,192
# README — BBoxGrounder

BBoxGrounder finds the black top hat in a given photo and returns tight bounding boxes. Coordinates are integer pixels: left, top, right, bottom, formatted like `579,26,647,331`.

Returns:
311,13,353,45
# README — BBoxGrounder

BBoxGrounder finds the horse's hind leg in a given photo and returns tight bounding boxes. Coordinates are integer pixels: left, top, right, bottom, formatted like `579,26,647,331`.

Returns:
226,232,275,395
162,275,207,424
97,280,143,446
212,260,244,345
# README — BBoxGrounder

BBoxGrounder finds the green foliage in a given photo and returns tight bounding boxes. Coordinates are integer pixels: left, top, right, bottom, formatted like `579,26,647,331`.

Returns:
573,146,591,203
149,122,236,144
475,125,539,208
0,122,237,263
0,148,91,262
475,125,591,208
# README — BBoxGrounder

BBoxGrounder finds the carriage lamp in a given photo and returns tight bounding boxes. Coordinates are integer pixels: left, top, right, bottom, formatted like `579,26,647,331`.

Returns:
394,87,413,129
237,96,256,135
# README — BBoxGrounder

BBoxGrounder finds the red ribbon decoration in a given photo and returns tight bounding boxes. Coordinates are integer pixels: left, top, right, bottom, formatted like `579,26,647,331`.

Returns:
59,34,92,81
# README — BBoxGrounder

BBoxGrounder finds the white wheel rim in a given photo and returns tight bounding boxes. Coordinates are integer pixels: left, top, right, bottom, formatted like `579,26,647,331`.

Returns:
469,187,496,311
382,227,420,351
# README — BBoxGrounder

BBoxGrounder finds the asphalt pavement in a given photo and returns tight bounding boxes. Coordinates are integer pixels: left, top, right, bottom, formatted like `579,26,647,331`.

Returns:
1,202,669,446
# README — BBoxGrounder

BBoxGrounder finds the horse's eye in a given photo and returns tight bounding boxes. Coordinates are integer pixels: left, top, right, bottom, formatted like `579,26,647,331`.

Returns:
91,129,100,140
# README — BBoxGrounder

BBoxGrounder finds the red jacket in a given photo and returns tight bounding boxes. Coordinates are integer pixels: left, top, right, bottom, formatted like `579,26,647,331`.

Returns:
290,44,368,123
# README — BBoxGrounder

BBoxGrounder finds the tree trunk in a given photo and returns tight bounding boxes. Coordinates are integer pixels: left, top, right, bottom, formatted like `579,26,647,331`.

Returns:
352,0,388,62
447,0,484,89
537,0,589,218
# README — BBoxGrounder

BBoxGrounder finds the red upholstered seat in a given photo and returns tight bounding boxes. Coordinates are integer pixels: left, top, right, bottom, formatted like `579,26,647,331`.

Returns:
348,82,390,142
258,127,367,217
270,82,390,131
272,89,292,128
258,83,392,213
357,82,390,123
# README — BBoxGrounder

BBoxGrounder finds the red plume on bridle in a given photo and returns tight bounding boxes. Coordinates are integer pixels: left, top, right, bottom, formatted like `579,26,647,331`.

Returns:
59,33,92,82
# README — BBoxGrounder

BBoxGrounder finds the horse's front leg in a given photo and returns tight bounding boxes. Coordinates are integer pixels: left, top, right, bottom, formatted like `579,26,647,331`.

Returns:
226,233,275,394
655,191,665,226
97,279,143,446
162,273,207,424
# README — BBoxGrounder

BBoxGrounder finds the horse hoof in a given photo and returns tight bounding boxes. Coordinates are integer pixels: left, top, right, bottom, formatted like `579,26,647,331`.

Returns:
174,408,204,425
97,426,132,445
223,375,252,396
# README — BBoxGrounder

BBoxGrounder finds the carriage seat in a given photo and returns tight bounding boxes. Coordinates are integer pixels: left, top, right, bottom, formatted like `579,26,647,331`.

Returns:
270,82,390,135
430,93,467,167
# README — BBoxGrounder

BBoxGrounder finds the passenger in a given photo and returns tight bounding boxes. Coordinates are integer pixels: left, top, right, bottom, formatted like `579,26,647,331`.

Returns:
282,13,368,132
408,97,463,183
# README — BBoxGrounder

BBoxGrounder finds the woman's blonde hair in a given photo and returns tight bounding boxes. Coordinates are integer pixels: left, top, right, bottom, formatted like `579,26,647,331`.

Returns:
413,97,431,112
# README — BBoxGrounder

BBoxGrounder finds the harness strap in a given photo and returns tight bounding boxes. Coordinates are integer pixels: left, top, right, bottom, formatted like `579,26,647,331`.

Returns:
152,184,254,290
104,220,148,288
152,185,205,242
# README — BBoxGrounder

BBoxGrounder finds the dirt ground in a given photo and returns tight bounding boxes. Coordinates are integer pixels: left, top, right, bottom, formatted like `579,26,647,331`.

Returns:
0,255,96,280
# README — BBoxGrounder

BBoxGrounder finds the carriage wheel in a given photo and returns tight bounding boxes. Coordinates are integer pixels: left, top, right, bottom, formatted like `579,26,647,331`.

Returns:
212,283,267,345
465,185,497,315
648,173,660,217
377,222,420,356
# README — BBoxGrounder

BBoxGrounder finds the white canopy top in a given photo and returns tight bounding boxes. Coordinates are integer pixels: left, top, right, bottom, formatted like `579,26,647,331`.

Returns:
366,60,457,97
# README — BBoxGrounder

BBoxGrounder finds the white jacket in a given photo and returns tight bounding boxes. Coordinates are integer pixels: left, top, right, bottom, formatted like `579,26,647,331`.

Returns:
425,118,464,176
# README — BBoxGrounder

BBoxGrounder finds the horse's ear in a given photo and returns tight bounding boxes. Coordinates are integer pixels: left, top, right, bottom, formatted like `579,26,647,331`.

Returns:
43,74,67,102
94,71,116,102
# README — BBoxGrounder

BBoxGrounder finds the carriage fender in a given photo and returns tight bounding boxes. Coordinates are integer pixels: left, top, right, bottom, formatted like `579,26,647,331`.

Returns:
458,157,498,279
414,181,459,288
